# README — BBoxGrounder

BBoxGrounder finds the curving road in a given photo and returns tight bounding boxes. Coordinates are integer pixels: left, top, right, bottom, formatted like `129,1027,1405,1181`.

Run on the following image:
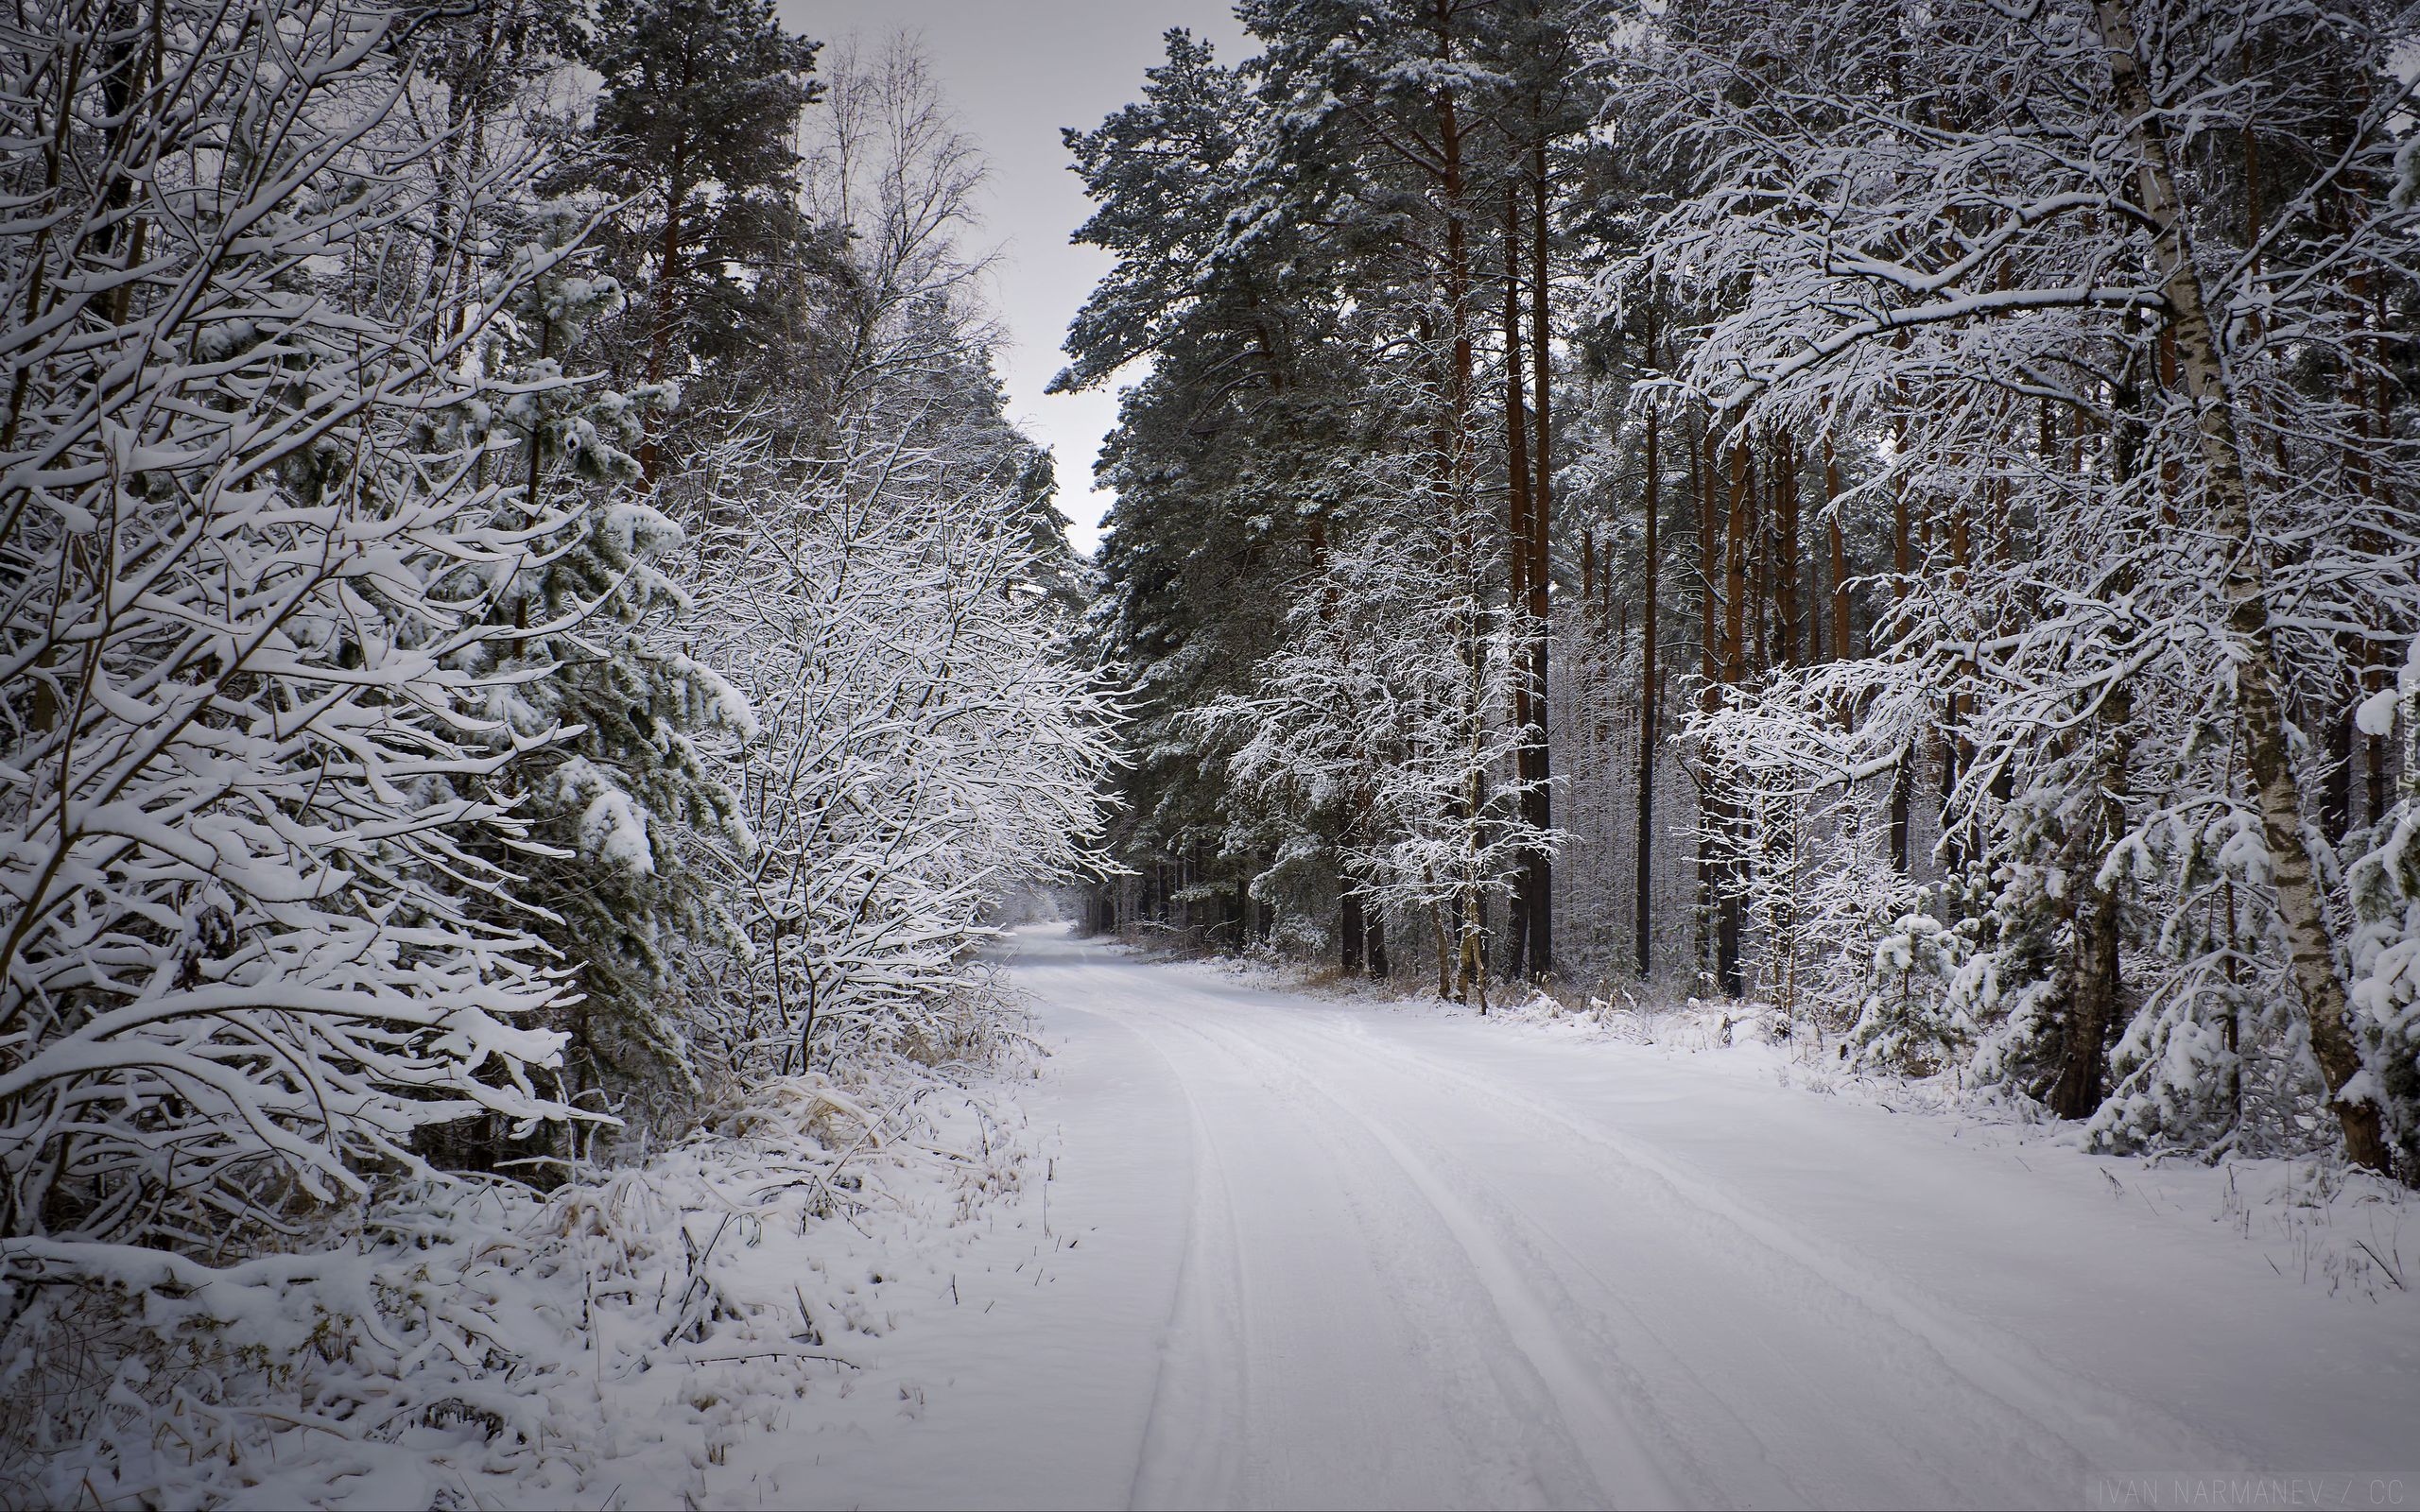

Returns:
761,926,2420,1511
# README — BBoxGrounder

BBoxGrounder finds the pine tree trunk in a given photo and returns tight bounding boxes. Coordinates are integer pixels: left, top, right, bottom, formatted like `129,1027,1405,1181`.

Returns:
1430,0,1492,1001
1825,438,1850,661
2325,669,2356,843
1503,187,1536,980
1940,494,1973,882
1526,136,1555,981
1777,433,1801,667
2368,284,2396,830
643,181,681,484
1750,438,1770,673
1723,438,1750,682
1717,437,1753,997
1432,897,1454,1001
2096,0,2390,1175
1698,422,1718,700
1636,399,1659,980
1888,419,1913,873
1581,525,1599,761
1696,420,1720,978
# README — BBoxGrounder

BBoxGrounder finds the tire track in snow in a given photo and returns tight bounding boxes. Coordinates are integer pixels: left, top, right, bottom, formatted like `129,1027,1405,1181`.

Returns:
1023,937,1256,1511
1121,990,1685,1509
1018,941,2248,1507
1102,996,1255,1512
1163,1000,1811,1506
1254,1005,2246,1502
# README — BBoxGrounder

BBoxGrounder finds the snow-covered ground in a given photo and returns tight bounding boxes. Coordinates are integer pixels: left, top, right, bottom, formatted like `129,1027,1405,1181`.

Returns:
712,923,2418,1511
36,923,2404,1507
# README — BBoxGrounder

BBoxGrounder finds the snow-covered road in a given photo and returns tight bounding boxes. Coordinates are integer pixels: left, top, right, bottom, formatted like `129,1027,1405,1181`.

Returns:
741,926,2419,1510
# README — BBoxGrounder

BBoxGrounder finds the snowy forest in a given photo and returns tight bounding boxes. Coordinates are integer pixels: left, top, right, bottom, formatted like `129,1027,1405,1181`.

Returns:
1075,0,2420,1177
4,0,2418,1504
0,0,1117,1497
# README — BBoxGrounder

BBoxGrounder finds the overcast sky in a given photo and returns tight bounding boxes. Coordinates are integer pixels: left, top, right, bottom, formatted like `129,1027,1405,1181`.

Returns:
780,1,1253,555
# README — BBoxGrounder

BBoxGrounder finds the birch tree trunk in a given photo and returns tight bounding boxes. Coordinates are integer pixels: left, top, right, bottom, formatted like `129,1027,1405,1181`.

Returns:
2095,0,2390,1174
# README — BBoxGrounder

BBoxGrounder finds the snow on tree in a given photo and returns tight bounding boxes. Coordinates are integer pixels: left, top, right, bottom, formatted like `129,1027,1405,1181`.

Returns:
0,0,591,1252
2349,638,2420,1171
577,0,822,479
670,35,1118,1076
1201,515,1557,1007
0,11,1124,1494
1630,0,2420,1172
690,406,1117,1073
1063,0,2420,1181
448,204,755,1122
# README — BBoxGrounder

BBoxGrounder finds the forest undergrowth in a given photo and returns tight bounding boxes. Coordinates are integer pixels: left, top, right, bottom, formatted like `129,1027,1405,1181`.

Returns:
1,1005,1040,1510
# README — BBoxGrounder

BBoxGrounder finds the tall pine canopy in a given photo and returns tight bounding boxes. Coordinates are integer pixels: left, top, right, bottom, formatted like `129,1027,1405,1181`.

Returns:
1067,0,2420,1176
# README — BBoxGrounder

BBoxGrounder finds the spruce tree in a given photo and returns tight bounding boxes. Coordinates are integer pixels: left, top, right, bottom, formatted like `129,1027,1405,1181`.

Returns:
452,205,755,1121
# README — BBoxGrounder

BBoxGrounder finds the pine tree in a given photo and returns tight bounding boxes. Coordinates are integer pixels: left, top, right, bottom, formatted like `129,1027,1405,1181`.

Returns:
1062,29,1362,950
580,0,821,478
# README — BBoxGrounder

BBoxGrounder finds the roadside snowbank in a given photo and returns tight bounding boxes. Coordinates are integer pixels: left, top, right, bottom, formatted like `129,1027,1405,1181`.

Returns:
1,1057,1037,1509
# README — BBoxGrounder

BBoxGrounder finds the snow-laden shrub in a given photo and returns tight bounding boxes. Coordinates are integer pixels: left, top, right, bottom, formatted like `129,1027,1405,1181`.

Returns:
1251,833,1340,960
2091,984,2257,1157
0,0,584,1254
683,401,1120,1080
2348,639,2420,1176
1851,906,1976,1074
0,1060,1025,1509
1200,519,1557,1005
1685,653,1947,1050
